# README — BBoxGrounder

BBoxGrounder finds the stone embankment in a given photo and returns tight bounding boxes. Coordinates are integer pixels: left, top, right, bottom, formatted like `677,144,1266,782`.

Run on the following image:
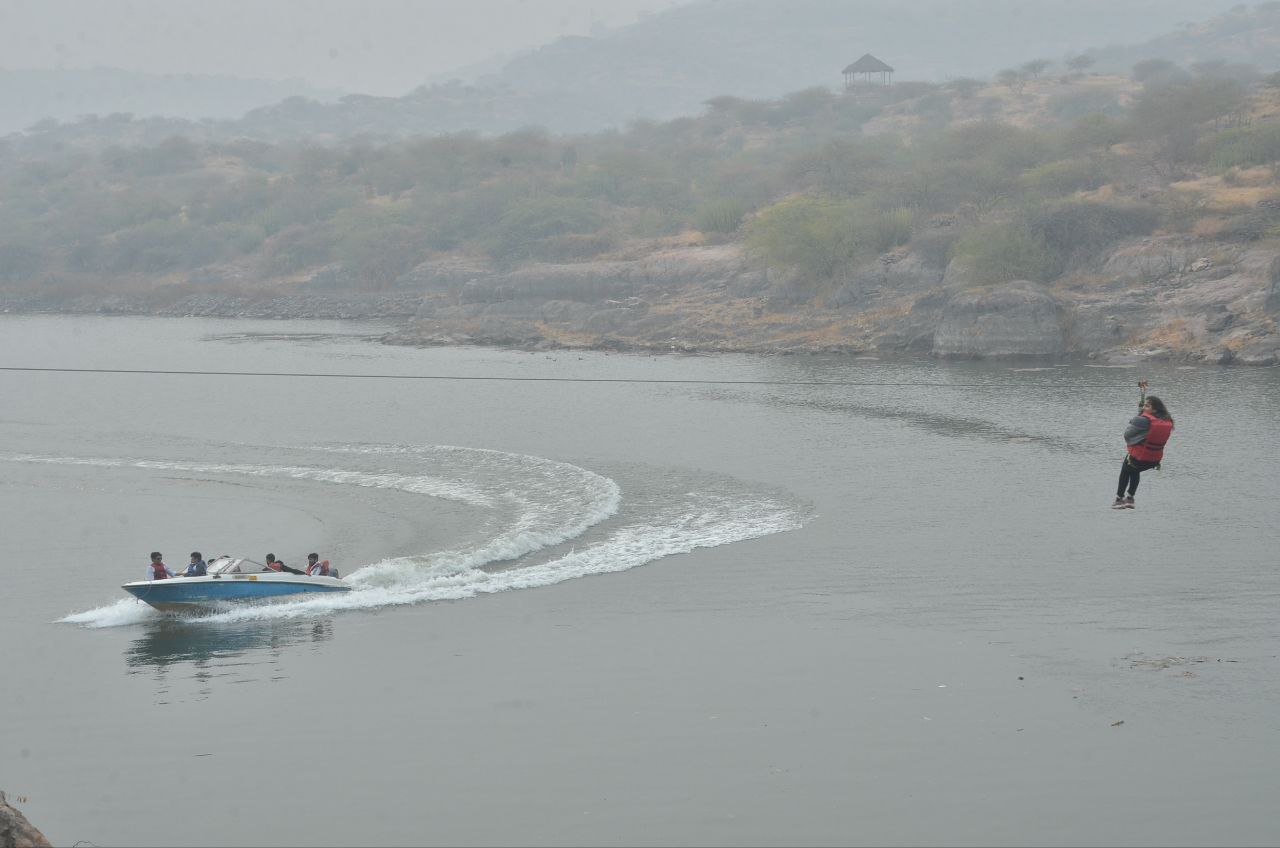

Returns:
385,237,1280,365
4,237,1278,365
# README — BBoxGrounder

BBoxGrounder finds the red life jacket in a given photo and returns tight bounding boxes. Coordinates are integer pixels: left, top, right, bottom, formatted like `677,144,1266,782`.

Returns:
1128,413,1173,463
307,559,329,576
150,560,169,580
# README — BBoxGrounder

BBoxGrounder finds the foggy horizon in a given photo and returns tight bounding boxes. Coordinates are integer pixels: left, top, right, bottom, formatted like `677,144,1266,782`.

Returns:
0,0,689,96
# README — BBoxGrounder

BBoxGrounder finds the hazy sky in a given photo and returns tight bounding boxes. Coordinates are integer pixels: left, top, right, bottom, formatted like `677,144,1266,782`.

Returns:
0,0,689,94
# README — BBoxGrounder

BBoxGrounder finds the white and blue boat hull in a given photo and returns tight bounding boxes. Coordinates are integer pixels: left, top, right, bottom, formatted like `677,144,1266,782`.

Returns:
122,557,350,612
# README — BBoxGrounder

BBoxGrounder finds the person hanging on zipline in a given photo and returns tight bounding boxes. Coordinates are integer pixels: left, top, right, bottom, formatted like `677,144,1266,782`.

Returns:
1112,380,1174,509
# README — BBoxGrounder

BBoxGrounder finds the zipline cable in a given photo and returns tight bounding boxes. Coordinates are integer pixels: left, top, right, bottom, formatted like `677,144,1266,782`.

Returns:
0,365,1139,388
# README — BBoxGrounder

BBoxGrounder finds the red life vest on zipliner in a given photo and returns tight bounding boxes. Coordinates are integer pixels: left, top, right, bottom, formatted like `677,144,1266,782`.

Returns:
1128,412,1173,463
150,560,169,580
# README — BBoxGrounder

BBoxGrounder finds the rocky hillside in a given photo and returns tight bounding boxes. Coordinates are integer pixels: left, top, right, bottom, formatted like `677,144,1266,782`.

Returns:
384,234,1280,366
7,230,1275,365
0,790,51,848
5,21,1280,365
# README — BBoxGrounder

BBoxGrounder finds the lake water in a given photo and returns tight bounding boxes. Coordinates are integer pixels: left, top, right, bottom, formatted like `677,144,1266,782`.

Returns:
2,314,1278,846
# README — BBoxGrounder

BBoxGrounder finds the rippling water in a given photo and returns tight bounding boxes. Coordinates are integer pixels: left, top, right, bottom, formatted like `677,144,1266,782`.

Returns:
3,314,1278,846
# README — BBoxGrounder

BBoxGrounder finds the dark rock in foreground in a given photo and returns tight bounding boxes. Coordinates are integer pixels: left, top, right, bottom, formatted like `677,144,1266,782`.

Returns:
0,791,51,848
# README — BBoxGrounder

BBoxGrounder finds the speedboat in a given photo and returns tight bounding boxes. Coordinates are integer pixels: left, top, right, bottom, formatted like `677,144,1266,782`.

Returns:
122,556,351,612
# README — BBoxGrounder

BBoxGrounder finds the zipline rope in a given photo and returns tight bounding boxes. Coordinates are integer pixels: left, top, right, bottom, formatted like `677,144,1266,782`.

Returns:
0,365,1138,388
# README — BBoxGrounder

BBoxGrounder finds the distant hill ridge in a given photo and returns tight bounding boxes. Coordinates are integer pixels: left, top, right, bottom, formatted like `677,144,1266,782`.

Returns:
235,0,1254,137
2,0,1262,143
0,66,340,136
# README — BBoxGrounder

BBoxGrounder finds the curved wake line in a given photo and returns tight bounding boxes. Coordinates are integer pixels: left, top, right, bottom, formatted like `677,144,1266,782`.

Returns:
3,452,495,507
36,444,807,628
188,492,805,624
59,488,804,628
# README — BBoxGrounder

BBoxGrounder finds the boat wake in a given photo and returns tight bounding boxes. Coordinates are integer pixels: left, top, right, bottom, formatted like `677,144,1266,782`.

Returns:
5,444,809,627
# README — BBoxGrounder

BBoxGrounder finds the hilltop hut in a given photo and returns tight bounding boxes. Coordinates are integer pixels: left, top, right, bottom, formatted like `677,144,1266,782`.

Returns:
843,54,894,88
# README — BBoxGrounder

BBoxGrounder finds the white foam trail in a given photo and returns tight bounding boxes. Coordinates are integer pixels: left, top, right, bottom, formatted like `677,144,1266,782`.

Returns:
18,445,808,627
4,453,493,507
196,490,805,624
60,598,159,628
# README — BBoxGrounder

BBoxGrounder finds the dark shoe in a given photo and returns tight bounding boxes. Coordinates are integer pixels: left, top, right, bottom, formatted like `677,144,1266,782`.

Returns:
1123,496,1135,509
1111,497,1127,509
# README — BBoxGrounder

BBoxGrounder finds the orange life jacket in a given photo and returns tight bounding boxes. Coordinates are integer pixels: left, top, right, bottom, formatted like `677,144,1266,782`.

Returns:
1128,413,1173,463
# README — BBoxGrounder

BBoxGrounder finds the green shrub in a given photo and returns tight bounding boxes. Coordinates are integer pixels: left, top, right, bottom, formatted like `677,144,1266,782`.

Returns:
1019,158,1106,195
627,206,685,238
908,229,960,269
252,181,362,236
1026,200,1159,262
214,222,268,255
1046,89,1124,122
871,207,913,252
789,137,902,197
573,151,689,208
767,87,836,125
694,198,748,234
746,195,865,280
892,158,1019,214
1217,207,1280,241
1206,125,1280,169
886,81,941,104
483,196,603,263
191,177,272,225
335,223,424,288
101,136,202,177
1132,78,1246,140
530,231,617,262
1065,114,1129,149
933,122,1050,170
262,223,335,275
99,219,228,273
952,223,1059,283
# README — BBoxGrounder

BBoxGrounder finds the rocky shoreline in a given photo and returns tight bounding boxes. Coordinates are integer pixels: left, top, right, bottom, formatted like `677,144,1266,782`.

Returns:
5,238,1279,366
0,791,51,848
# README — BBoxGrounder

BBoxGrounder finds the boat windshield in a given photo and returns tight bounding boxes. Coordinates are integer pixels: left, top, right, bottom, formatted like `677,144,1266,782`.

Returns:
206,557,272,575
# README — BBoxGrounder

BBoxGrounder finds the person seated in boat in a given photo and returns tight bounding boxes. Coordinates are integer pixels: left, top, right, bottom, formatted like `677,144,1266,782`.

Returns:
147,552,175,581
267,553,306,575
184,551,207,577
305,553,330,577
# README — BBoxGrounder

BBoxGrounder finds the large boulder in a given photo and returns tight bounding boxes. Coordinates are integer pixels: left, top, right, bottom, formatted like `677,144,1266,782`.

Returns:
0,791,51,848
1099,240,1201,285
933,281,1066,358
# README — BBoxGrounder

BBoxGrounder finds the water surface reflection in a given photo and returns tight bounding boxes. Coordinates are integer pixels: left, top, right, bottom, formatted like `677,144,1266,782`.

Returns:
126,616,334,676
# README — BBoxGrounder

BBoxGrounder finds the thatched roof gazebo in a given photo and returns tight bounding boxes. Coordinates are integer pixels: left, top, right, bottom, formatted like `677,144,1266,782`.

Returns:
843,54,893,88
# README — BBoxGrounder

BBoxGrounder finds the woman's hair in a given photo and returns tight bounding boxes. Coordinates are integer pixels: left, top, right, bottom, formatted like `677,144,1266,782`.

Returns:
1146,395,1172,422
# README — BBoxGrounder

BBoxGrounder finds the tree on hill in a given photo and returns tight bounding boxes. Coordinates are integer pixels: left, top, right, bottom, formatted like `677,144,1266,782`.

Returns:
997,69,1028,95
1020,59,1052,79
1065,54,1096,76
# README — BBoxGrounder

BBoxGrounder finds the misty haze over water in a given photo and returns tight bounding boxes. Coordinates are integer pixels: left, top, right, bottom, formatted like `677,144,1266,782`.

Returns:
4,2,1280,846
